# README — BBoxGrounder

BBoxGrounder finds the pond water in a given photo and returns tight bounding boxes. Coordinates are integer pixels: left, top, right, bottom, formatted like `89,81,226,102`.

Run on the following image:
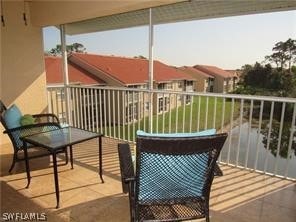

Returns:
220,121,296,179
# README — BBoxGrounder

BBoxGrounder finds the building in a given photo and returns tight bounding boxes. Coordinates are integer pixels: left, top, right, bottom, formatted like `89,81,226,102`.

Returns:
225,69,241,88
45,56,105,124
45,54,195,125
178,66,215,92
194,65,238,93
70,53,195,120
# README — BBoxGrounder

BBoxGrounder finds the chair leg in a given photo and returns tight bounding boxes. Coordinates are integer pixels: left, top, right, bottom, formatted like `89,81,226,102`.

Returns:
214,163,223,176
8,153,17,173
205,200,210,222
129,183,135,222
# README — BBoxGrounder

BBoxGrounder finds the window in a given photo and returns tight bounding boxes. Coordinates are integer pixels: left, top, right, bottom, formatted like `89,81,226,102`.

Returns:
141,84,148,89
166,83,173,89
185,95,192,105
57,90,65,100
158,97,170,113
128,85,138,88
126,91,139,102
185,81,193,87
210,85,214,92
185,80,193,92
145,102,149,111
158,83,164,90
178,82,183,88
158,83,172,90
125,103,138,123
177,95,182,101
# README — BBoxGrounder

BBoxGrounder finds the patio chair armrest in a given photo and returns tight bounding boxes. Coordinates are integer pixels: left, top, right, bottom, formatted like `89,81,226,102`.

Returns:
32,113,60,124
118,143,135,194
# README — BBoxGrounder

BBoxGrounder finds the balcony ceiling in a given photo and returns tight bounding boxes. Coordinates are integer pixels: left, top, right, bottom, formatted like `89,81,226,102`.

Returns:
29,0,184,27
64,0,296,35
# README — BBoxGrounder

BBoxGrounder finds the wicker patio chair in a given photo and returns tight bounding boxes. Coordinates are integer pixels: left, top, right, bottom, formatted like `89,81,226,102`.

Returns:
118,133,228,222
0,100,68,173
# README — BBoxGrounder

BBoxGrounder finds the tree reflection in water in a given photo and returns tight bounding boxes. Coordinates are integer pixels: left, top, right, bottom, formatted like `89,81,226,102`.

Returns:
261,120,296,158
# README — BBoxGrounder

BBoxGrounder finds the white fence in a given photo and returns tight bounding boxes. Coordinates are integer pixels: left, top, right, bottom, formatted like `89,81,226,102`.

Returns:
47,85,296,180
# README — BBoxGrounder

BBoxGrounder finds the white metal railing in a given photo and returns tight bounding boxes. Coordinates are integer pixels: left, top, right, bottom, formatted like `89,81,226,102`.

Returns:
47,85,296,180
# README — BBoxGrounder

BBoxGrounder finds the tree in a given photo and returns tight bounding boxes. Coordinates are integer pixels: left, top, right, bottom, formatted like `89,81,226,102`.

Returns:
68,43,86,53
235,39,296,97
134,55,147,59
48,43,86,56
265,38,296,71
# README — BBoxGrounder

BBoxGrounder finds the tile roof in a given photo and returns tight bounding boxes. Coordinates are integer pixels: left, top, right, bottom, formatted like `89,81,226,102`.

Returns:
45,56,105,85
225,69,241,78
179,66,214,79
194,65,234,78
70,53,194,85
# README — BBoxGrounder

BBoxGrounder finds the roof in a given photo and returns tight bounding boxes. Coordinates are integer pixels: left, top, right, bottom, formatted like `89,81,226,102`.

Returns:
45,56,105,85
70,53,194,85
194,65,235,79
64,1,296,35
225,69,241,78
179,66,214,79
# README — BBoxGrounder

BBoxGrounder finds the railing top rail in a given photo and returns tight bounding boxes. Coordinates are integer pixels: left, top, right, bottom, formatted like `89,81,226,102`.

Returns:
47,85,296,103
47,85,65,89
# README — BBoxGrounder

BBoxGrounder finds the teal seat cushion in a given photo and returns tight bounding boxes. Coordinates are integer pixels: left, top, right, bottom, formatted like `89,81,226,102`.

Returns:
136,129,216,137
136,129,216,201
3,104,22,129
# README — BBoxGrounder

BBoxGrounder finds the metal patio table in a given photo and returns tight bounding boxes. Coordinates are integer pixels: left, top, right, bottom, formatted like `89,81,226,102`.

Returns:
21,126,104,208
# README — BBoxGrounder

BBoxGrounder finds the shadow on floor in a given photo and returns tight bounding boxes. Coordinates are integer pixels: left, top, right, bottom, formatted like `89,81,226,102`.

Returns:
55,193,130,222
0,181,65,221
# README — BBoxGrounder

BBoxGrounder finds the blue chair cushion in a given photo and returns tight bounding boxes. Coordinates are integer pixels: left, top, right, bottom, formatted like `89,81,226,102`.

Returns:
136,129,216,201
3,104,22,129
136,129,216,137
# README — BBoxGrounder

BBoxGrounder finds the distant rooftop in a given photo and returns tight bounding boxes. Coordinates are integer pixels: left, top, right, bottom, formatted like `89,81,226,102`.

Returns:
45,56,105,85
194,65,235,78
70,53,194,85
179,66,214,79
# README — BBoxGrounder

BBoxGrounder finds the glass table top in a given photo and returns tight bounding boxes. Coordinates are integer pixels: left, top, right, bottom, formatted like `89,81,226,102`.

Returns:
22,127,102,150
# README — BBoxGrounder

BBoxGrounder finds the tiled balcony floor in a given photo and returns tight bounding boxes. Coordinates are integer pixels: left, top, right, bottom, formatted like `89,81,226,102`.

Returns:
1,138,295,222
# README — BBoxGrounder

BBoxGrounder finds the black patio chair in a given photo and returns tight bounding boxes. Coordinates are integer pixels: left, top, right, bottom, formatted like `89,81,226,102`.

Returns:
0,100,68,173
118,133,227,222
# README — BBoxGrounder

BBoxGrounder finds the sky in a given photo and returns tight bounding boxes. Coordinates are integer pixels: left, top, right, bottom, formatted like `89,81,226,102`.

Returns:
43,10,296,70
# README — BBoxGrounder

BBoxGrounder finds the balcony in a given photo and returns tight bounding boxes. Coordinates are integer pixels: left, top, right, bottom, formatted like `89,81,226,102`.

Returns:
1,85,295,221
2,2,296,221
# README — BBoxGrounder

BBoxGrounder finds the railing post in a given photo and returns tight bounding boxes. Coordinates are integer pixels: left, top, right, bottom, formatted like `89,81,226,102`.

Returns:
60,24,72,125
148,8,154,133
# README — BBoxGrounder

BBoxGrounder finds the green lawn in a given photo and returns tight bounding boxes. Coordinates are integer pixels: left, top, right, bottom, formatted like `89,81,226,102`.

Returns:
104,96,240,141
